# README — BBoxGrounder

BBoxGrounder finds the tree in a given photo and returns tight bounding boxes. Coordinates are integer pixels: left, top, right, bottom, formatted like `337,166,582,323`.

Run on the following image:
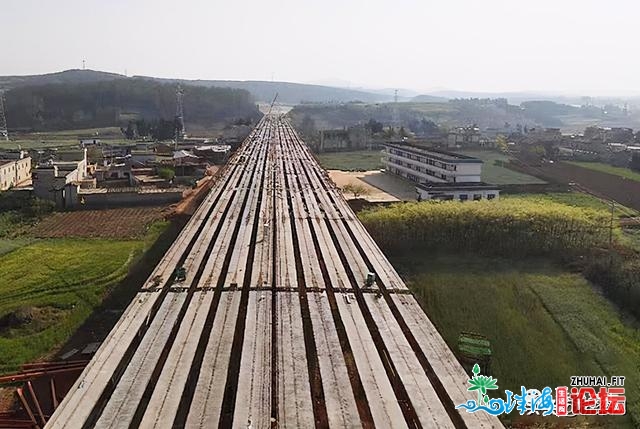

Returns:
383,127,396,139
136,119,150,137
3,79,260,131
407,118,439,136
122,121,136,139
150,119,177,141
157,167,175,181
342,183,370,199
300,114,316,138
495,135,508,153
365,118,384,134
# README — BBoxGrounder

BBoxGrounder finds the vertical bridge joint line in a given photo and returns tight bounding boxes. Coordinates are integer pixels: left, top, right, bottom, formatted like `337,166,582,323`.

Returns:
45,115,502,429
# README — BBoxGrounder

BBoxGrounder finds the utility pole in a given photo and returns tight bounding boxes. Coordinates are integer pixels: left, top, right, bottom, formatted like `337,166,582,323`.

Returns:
0,92,8,141
364,123,369,151
609,200,615,249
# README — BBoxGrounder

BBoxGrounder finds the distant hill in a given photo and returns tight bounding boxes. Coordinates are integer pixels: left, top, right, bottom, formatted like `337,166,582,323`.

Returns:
0,69,394,104
135,76,393,104
289,101,536,131
5,70,640,107
4,78,260,131
290,98,640,133
426,89,597,106
411,94,449,103
0,69,125,91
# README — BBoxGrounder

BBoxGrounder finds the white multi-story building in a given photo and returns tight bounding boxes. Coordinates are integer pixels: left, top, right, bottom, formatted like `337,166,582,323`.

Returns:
0,156,31,190
382,143,500,201
33,149,89,202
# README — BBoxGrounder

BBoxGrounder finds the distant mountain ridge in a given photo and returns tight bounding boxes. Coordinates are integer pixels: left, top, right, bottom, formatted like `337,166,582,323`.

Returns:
0,69,125,91
3,69,638,107
0,69,395,104
424,89,640,106
134,76,394,104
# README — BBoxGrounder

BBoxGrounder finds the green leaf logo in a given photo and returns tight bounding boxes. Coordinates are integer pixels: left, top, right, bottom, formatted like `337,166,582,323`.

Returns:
466,364,499,404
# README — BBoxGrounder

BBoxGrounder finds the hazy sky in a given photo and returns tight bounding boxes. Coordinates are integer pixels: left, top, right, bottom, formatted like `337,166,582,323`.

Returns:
3,0,639,95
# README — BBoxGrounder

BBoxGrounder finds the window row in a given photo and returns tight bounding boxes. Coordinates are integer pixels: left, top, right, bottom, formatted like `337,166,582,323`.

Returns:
386,148,457,171
388,157,451,181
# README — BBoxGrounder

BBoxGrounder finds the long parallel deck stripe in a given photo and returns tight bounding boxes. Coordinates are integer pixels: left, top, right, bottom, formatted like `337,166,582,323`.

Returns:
47,135,253,428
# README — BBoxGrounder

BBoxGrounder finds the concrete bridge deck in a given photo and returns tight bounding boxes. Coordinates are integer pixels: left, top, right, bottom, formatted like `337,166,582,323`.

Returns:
46,115,501,428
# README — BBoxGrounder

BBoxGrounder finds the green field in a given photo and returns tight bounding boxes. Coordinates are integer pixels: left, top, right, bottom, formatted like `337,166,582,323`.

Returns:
0,127,130,150
361,194,640,425
393,255,639,427
316,150,383,171
566,161,640,182
0,224,165,372
504,192,640,218
622,229,640,252
0,238,36,257
458,150,546,185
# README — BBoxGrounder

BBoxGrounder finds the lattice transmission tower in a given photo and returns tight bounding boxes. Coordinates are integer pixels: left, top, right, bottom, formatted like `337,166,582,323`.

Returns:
0,92,8,141
175,84,186,144
392,89,400,129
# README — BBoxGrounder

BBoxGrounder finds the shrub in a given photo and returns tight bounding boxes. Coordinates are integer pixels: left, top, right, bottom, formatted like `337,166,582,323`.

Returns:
342,183,370,198
584,256,640,320
359,200,610,258
157,167,176,181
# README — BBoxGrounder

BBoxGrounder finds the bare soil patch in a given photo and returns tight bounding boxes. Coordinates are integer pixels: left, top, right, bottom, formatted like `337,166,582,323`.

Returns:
328,170,415,202
29,207,167,239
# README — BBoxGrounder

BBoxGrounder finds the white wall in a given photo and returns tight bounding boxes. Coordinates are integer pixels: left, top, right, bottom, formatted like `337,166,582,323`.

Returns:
416,187,500,201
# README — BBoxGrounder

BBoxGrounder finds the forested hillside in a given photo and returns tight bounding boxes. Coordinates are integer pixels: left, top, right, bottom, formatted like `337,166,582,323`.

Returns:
0,69,392,105
0,69,124,91
4,79,261,131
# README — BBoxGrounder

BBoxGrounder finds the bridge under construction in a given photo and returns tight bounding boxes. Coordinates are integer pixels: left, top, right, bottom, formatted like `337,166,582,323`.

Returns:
46,116,500,428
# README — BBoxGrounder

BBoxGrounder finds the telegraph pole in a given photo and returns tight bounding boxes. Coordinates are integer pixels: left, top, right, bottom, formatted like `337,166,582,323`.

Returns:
609,200,615,249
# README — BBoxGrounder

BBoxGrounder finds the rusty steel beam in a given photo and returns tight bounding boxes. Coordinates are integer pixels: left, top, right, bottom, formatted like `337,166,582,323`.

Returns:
0,365,86,384
17,360,89,370
27,381,47,427
0,418,35,428
15,387,40,429
50,378,59,410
